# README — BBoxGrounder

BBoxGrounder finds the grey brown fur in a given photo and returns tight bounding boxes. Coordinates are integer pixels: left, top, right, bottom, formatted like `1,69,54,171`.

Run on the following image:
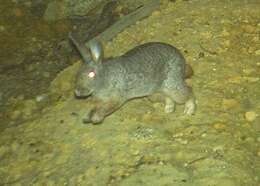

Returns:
70,35,196,124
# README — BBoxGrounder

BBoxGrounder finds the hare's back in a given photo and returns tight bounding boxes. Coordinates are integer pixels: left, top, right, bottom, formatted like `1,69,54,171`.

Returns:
126,42,180,60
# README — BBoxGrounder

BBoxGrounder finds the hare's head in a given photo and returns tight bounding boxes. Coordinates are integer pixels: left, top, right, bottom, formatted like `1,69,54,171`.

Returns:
69,35,103,98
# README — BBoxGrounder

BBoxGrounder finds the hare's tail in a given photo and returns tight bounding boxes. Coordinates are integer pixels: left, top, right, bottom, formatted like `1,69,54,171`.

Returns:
184,64,194,79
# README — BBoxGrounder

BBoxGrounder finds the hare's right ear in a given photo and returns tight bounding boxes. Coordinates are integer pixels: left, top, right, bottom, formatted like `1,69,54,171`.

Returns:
88,39,103,63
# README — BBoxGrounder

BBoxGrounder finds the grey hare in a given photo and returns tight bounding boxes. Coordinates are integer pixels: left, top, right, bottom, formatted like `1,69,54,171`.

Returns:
69,34,196,124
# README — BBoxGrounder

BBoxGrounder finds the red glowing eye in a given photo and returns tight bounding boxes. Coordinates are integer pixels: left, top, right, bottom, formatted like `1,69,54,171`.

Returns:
88,71,95,78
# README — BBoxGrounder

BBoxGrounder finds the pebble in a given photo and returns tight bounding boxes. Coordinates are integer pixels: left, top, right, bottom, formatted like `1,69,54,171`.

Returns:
13,8,24,17
152,10,161,17
222,40,230,48
200,31,212,39
242,24,256,34
175,138,188,145
252,36,259,42
244,111,257,122
242,68,254,75
222,99,240,110
213,123,226,130
255,49,260,56
244,77,259,82
131,150,140,156
221,29,230,37
212,145,224,153
248,47,255,54
228,76,241,84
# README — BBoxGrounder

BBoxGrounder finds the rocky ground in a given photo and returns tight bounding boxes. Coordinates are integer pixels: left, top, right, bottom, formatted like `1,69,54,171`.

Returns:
0,0,259,185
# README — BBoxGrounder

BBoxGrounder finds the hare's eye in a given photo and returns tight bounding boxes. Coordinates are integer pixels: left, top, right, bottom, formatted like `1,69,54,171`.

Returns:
88,71,95,78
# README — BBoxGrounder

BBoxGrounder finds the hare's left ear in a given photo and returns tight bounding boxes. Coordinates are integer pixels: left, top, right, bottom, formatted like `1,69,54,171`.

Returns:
68,32,92,64
88,39,103,63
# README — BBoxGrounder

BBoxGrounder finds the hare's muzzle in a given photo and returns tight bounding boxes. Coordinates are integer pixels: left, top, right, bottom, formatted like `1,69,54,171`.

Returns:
74,89,92,98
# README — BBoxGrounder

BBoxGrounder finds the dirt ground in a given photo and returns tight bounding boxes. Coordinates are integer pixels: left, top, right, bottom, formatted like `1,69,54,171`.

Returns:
0,0,259,185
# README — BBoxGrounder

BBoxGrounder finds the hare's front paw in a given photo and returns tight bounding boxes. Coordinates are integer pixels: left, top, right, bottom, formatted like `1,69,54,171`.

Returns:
83,109,105,124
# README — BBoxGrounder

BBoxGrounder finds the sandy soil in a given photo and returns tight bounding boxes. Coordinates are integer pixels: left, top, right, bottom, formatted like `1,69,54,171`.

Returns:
0,0,259,185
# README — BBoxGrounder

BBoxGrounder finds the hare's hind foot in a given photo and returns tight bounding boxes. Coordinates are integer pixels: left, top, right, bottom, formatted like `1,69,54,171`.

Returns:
184,97,196,115
164,97,175,113
163,86,196,115
164,96,196,115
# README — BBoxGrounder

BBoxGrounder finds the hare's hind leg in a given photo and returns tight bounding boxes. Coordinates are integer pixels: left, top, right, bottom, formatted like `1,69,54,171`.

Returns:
163,86,196,115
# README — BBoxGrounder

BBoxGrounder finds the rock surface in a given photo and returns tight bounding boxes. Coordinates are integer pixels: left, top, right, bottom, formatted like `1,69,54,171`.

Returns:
0,0,259,185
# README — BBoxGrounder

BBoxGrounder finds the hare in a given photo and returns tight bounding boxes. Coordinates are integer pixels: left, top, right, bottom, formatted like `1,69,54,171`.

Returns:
69,34,196,124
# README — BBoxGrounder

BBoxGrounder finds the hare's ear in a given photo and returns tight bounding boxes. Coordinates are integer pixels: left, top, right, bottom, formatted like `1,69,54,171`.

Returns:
88,39,103,63
68,32,92,64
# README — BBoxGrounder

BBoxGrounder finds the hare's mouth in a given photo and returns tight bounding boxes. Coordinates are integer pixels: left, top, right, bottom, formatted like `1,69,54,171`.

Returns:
74,89,92,99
